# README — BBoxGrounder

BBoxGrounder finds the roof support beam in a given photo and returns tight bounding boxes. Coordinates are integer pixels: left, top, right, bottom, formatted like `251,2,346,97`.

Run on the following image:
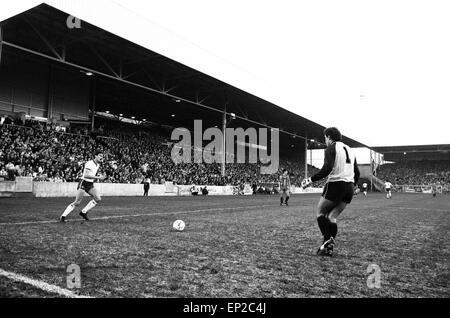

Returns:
23,17,63,60
88,45,120,78
196,91,209,105
234,103,248,120
142,69,162,91
162,83,178,94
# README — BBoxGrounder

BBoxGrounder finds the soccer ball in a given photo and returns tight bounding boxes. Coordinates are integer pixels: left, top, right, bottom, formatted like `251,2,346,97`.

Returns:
173,220,185,231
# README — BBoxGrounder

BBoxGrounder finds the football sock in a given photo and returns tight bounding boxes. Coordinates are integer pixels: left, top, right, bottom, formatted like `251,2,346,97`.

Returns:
280,197,284,204
329,222,338,239
285,197,289,204
61,203,75,217
317,215,329,238
81,200,97,214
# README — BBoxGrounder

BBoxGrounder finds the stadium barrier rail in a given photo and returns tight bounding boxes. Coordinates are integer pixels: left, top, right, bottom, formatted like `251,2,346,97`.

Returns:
393,185,444,194
0,180,325,198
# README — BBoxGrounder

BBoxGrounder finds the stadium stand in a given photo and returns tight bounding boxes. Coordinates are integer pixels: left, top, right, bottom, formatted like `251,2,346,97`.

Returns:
4,116,447,193
0,118,325,188
376,161,450,187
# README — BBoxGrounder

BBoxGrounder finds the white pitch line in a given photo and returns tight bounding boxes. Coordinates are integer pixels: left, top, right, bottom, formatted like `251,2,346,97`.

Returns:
0,204,275,226
0,268,93,298
359,205,450,212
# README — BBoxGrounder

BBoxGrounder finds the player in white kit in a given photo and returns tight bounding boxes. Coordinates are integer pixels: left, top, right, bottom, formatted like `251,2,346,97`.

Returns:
362,182,368,196
59,151,105,222
385,181,392,199
301,127,360,256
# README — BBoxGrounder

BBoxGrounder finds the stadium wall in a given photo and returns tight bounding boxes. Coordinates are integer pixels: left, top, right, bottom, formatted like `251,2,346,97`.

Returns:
0,181,15,192
33,182,170,197
1,178,324,197
176,185,235,196
16,182,323,197
32,182,235,197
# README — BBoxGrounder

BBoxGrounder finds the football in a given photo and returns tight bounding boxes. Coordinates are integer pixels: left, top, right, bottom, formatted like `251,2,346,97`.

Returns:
173,220,185,231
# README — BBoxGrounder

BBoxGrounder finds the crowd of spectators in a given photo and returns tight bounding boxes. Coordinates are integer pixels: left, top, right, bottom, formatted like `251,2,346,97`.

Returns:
4,117,448,191
377,161,450,187
0,117,323,187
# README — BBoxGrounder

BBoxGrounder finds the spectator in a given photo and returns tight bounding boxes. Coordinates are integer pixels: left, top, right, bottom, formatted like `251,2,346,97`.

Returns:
0,165,7,181
377,161,450,186
3,117,12,125
5,117,446,191
143,176,150,196
5,162,16,181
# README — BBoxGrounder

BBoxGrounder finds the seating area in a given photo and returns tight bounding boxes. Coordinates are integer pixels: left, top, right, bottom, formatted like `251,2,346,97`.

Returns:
0,118,324,187
8,117,449,190
376,160,450,186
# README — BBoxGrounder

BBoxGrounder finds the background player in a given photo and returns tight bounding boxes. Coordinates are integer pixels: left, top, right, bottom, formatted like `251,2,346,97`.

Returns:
143,175,150,196
301,127,360,256
59,151,105,222
385,181,392,199
362,182,368,196
279,169,291,206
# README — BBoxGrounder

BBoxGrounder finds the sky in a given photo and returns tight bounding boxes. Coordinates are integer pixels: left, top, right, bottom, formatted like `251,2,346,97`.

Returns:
1,0,450,148
111,0,450,147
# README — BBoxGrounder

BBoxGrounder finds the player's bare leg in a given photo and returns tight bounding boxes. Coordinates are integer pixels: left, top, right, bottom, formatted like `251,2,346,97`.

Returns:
280,190,289,206
316,197,338,255
79,188,102,221
386,190,392,199
60,189,85,222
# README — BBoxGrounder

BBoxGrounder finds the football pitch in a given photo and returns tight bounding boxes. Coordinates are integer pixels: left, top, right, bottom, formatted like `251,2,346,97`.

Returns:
0,193,449,298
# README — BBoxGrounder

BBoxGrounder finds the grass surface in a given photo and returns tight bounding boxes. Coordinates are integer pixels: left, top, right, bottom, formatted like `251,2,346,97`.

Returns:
0,193,449,298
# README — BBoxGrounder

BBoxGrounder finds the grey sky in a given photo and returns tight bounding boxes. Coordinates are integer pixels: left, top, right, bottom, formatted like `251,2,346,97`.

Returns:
2,0,450,147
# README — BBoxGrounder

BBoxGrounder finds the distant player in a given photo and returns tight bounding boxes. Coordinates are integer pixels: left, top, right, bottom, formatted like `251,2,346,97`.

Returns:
432,184,437,198
143,176,150,196
59,151,105,222
301,127,360,257
385,181,392,199
362,182,368,196
279,169,291,206
190,184,199,196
